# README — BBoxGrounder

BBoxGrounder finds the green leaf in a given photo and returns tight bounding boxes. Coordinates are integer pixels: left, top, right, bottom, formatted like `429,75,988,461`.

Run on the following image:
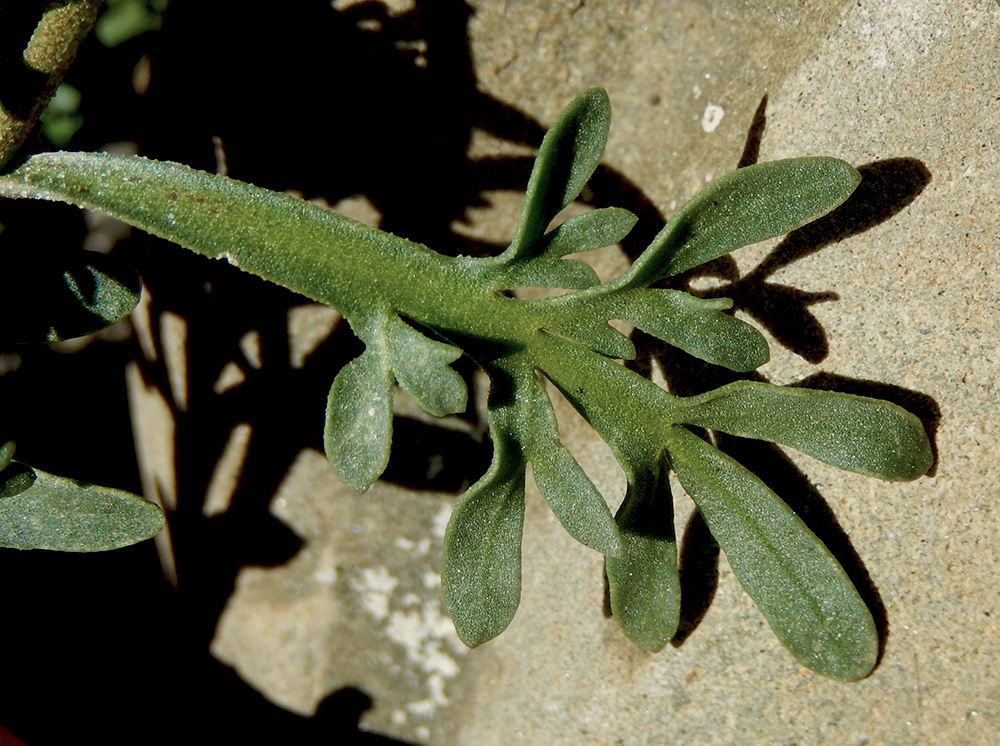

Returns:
605,456,680,651
442,410,526,647
0,467,164,552
505,89,612,259
534,207,637,259
1,250,140,343
614,289,769,371
665,426,878,680
488,207,637,291
386,316,467,417
0,463,36,498
676,381,933,480
623,158,861,287
0,441,14,472
0,90,932,667
521,373,622,557
324,323,394,491
548,313,636,360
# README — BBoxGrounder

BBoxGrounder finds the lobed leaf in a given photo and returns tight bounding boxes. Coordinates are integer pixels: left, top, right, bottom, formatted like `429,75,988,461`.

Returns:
604,456,680,651
505,89,612,259
386,316,467,417
323,325,394,491
442,409,526,647
0,87,931,669
520,373,622,557
676,381,933,480
623,158,861,287
533,207,637,259
613,289,769,372
0,466,164,552
665,426,878,680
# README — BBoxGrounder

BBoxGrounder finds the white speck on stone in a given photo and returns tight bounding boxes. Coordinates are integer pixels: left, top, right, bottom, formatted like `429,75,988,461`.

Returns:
705,173,713,183
692,83,702,99
401,593,421,607
394,536,432,555
415,725,431,740
427,672,450,705
701,103,725,133
392,709,407,726
312,566,337,585
407,699,436,717
422,570,441,589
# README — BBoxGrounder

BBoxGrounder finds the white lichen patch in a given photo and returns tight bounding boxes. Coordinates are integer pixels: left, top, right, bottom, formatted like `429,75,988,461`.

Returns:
348,497,465,739
386,602,463,675
350,566,399,622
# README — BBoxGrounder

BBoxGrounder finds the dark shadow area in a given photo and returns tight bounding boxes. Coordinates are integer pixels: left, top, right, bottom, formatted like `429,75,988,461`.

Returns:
736,94,768,170
0,536,414,744
0,2,510,743
670,509,719,647
0,200,142,345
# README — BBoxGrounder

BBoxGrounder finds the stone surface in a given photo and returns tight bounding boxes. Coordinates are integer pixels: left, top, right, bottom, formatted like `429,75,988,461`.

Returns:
160,1,999,744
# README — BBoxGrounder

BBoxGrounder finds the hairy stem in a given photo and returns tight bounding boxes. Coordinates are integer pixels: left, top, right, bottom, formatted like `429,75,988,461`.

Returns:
0,0,102,169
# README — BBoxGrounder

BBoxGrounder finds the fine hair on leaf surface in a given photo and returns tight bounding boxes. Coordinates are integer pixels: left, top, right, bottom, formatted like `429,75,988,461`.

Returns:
0,88,933,679
0,443,164,552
